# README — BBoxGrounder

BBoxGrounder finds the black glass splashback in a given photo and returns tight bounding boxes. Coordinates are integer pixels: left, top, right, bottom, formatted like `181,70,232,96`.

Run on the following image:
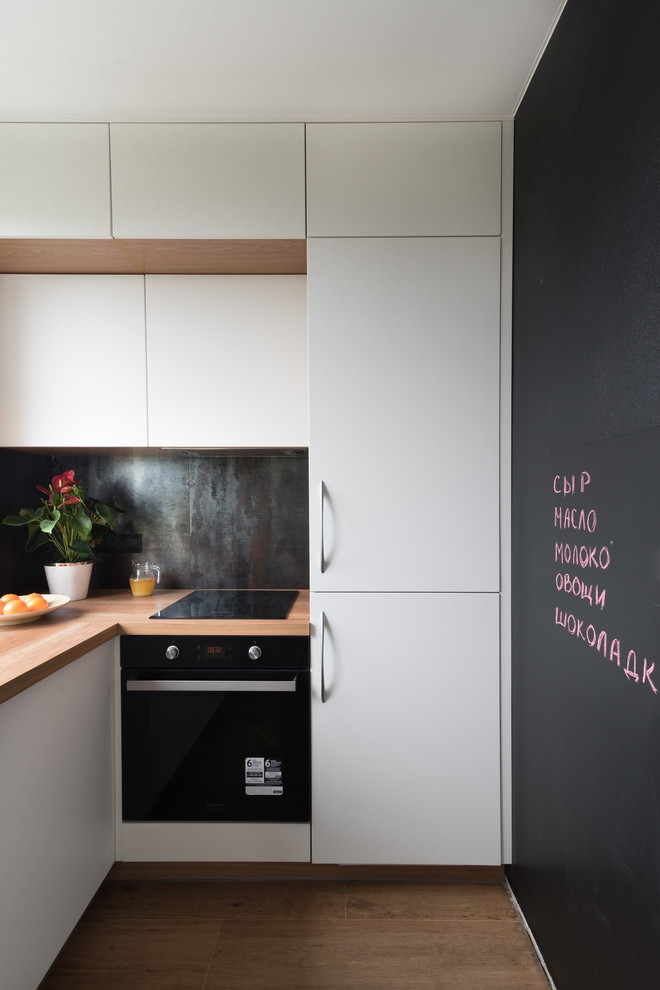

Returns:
149,589,298,620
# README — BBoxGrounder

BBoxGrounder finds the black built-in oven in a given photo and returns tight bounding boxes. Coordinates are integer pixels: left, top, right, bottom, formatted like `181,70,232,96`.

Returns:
120,635,310,824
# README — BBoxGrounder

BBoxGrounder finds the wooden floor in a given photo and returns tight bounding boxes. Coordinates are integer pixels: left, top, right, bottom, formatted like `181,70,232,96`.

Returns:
38,879,550,990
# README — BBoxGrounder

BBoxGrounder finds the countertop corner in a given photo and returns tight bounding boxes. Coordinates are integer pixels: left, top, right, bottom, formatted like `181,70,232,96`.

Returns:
0,588,310,705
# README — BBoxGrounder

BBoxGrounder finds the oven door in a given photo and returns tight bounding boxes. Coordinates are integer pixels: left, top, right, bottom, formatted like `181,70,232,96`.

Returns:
121,668,310,823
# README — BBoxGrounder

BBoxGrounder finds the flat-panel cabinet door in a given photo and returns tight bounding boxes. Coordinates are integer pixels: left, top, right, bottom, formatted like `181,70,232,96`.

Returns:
311,592,501,865
0,123,111,237
145,275,308,448
308,237,500,592
110,123,305,239
0,275,147,447
306,121,501,236
0,642,115,990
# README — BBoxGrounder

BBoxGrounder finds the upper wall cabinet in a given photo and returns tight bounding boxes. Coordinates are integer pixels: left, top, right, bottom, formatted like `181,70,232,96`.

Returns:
0,124,111,238
110,124,306,239
0,274,147,447
145,275,307,448
306,121,502,236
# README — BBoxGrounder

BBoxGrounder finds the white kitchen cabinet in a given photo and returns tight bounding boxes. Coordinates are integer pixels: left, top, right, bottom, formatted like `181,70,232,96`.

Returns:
307,124,504,867
145,275,308,448
306,122,501,236
110,123,306,239
311,592,501,864
0,123,111,238
0,274,147,447
308,236,501,593
0,642,115,990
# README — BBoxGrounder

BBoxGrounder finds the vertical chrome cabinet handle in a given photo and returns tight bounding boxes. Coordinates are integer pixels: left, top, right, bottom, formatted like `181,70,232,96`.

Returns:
320,480,326,574
320,610,328,703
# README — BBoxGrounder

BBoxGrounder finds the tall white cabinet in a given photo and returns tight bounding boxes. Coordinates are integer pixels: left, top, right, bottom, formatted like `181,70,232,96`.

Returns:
307,122,503,865
311,593,501,865
307,236,500,592
306,121,502,237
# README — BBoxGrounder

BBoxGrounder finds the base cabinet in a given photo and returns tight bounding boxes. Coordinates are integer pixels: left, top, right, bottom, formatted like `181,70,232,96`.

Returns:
311,592,501,865
0,643,115,990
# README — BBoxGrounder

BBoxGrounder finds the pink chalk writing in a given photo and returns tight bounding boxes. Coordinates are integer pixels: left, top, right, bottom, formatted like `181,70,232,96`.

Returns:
551,469,658,700
554,607,658,695
554,542,610,570
553,472,592,496
554,506,598,532
555,572,606,609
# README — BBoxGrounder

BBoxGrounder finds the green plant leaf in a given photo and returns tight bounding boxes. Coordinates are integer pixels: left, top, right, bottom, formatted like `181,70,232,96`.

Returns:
28,530,53,551
70,512,93,538
94,502,114,525
71,538,93,557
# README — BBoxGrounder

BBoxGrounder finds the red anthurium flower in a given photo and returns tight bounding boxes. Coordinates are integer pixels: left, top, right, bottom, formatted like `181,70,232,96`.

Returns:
37,470,78,502
52,470,77,493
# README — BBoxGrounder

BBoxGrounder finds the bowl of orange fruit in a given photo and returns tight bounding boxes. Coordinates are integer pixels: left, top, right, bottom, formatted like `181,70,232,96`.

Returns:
0,592,70,626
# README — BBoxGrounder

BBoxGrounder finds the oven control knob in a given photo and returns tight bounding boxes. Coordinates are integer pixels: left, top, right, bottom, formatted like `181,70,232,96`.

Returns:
248,645,262,660
165,645,180,660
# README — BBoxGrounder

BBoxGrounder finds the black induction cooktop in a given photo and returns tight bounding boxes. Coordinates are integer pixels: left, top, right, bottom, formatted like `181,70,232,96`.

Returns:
149,589,298,621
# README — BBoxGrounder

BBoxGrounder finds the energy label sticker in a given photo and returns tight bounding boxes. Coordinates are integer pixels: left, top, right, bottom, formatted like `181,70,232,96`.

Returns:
245,757,284,796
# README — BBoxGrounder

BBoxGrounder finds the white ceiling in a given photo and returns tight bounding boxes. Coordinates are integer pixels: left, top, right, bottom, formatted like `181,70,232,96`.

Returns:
0,0,566,122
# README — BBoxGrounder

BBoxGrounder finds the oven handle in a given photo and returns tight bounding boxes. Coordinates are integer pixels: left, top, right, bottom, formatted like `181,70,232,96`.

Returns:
126,677,298,693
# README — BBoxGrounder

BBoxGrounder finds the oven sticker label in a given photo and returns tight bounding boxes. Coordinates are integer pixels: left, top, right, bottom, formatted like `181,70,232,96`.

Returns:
245,757,283,796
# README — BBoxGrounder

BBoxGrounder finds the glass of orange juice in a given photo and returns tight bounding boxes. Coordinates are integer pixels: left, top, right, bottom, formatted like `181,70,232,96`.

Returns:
129,561,161,597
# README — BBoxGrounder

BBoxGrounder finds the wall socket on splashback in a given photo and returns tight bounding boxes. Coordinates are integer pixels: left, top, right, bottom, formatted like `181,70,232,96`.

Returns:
101,533,143,554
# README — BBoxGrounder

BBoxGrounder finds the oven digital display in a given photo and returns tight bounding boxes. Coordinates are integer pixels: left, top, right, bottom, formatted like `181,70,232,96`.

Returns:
205,645,224,656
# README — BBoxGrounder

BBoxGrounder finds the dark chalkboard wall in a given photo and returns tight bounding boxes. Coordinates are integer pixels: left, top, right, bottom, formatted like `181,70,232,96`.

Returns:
511,0,660,987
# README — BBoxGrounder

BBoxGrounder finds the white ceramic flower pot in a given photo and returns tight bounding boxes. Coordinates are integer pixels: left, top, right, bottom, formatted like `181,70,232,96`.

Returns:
44,561,93,601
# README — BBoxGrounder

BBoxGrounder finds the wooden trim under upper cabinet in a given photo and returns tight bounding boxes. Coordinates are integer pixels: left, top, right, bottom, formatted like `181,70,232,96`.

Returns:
0,238,307,275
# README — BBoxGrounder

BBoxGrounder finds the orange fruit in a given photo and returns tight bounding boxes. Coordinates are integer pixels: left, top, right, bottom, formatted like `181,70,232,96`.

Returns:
1,593,19,602
0,602,5,615
3,599,28,614
25,594,48,611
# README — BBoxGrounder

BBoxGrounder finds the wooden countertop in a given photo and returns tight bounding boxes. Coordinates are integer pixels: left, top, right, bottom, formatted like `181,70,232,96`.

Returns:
0,588,310,705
